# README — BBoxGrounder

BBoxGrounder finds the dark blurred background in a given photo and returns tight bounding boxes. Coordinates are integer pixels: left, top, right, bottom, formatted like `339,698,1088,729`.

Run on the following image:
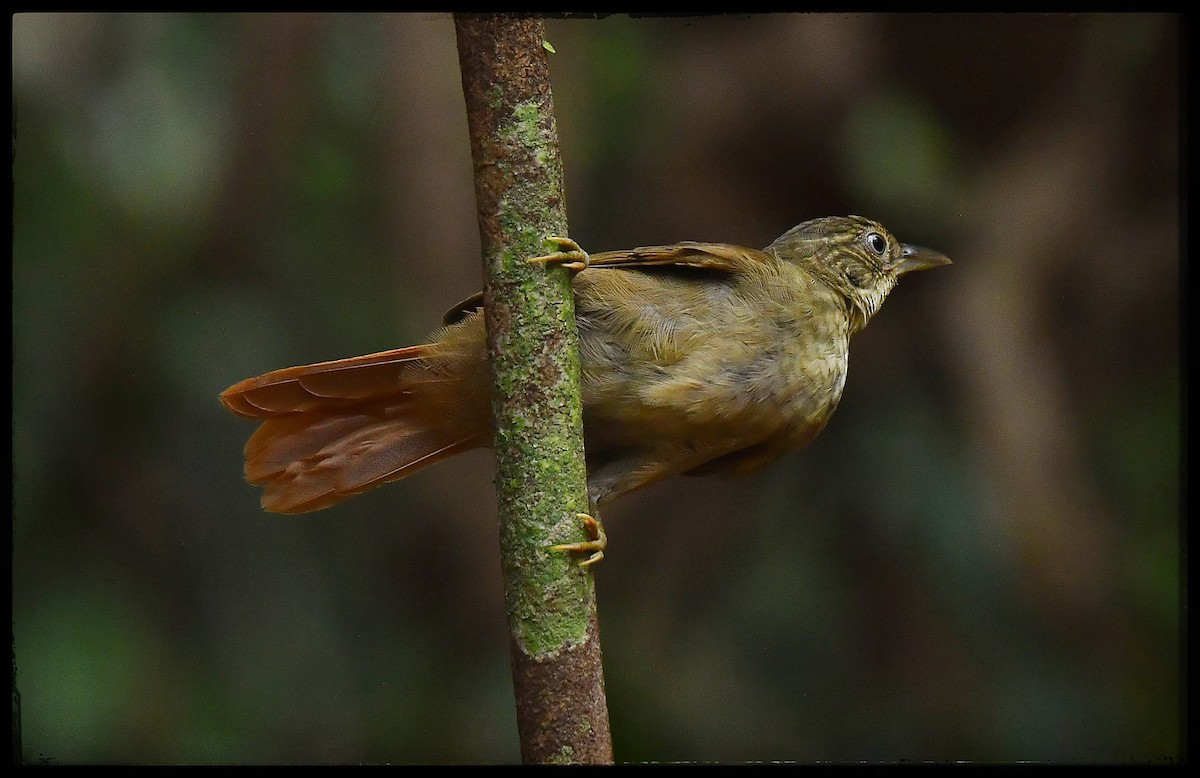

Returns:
11,13,1181,764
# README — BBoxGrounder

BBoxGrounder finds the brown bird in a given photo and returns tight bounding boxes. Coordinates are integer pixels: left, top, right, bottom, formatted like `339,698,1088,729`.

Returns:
220,215,949,517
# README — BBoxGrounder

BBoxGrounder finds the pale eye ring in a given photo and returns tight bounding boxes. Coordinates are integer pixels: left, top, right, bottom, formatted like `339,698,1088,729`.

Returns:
865,232,888,255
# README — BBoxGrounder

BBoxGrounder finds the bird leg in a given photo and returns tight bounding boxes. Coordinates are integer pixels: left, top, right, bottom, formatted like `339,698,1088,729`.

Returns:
548,512,607,568
528,236,590,271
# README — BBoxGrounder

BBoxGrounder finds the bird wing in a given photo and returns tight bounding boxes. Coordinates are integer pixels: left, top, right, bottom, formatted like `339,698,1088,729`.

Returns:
583,242,774,273
441,243,774,325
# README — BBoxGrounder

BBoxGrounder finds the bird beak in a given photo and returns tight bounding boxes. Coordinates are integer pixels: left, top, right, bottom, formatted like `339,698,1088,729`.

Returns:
894,243,952,276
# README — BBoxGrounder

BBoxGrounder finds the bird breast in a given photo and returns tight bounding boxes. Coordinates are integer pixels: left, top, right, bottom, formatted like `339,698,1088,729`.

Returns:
574,263,851,448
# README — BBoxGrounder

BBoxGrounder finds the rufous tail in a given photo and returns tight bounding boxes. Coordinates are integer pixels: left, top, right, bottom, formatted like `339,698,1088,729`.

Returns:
219,342,489,513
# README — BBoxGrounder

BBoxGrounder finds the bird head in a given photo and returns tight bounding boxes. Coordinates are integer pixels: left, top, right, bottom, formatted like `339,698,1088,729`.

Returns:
767,215,951,333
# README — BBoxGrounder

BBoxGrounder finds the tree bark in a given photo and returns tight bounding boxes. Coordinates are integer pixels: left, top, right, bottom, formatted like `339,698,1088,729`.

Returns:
453,14,613,765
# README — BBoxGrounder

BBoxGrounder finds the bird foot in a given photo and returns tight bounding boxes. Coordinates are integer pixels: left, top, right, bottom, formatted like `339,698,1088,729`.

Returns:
528,236,590,272
548,512,607,568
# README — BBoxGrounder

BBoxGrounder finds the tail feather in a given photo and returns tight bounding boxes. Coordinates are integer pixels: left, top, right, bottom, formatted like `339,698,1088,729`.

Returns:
221,335,490,513
245,413,383,481
256,415,486,514
220,346,433,418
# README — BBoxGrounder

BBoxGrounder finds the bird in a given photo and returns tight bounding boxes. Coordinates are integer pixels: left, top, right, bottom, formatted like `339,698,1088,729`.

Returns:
220,215,950,524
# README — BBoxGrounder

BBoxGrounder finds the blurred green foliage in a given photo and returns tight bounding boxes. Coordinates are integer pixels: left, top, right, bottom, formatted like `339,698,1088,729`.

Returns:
12,12,1180,764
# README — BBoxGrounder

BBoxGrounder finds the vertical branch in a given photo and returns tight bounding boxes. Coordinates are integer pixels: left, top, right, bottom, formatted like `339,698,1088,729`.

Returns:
453,14,613,765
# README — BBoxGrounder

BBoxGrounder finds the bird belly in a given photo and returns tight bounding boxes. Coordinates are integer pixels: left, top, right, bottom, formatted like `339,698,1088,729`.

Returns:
579,319,849,467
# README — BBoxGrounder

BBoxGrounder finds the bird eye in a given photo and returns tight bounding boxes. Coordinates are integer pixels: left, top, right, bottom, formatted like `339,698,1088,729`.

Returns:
865,232,888,255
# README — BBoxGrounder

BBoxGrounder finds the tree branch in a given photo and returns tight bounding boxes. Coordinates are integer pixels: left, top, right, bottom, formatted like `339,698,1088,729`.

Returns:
453,14,612,765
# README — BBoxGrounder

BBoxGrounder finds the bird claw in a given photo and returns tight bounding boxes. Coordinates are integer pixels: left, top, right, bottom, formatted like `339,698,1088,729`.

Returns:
548,512,607,568
528,236,590,272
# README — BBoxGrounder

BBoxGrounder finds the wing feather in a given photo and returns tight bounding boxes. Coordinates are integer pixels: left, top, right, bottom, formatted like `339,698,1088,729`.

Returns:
584,242,773,273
